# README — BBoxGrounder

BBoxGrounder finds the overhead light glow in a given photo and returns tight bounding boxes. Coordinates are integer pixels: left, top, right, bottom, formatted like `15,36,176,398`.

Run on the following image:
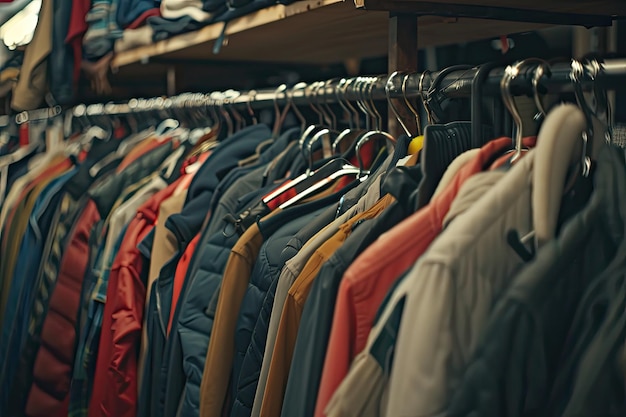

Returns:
0,0,42,50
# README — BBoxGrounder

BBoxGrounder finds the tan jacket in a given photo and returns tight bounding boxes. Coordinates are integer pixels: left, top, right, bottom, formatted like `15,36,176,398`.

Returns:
199,210,281,417
12,0,53,111
138,189,187,386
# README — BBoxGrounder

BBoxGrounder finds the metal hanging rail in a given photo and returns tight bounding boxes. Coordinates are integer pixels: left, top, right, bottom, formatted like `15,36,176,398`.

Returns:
11,57,626,122
71,57,626,116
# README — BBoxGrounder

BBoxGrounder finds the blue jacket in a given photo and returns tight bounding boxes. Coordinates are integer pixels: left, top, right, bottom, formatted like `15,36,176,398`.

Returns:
0,168,75,410
161,185,273,417
230,208,325,417
139,124,272,417
158,128,300,417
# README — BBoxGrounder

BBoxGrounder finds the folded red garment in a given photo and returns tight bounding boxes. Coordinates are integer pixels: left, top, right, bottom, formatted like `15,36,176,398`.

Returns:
127,7,160,29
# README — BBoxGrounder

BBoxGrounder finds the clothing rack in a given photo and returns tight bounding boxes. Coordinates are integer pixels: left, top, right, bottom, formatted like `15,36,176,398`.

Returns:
10,57,626,124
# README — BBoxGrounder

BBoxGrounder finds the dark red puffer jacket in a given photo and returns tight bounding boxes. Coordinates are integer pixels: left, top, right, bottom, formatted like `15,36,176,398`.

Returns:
25,199,100,417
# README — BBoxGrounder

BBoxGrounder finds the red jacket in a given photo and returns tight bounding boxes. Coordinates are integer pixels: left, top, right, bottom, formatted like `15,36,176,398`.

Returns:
167,232,201,335
66,0,90,84
25,199,100,417
89,180,181,417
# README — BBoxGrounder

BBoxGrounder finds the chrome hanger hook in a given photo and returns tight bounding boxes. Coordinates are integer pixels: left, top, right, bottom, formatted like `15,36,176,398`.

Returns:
418,70,435,125
344,77,361,129
287,82,308,130
386,71,412,137
532,60,552,121
246,89,258,124
369,76,384,131
501,59,544,162
402,72,422,136
335,78,354,130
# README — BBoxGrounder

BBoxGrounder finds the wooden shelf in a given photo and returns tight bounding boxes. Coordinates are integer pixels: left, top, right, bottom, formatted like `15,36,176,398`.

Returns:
111,0,579,70
112,0,387,68
109,0,625,94
385,0,626,15
355,0,626,25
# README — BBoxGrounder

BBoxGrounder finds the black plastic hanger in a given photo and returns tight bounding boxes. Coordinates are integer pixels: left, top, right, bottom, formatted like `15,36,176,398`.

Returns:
416,65,475,209
471,62,499,148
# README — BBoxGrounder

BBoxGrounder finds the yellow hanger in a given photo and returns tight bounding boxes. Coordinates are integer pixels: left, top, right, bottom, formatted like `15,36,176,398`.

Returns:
408,135,424,155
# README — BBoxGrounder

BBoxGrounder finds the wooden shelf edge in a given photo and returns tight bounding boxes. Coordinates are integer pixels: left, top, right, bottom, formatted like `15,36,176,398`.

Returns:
111,0,344,68
354,0,622,27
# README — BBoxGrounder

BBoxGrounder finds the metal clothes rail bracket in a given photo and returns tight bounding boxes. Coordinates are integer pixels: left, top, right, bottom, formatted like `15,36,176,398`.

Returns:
365,1,624,134
355,1,618,28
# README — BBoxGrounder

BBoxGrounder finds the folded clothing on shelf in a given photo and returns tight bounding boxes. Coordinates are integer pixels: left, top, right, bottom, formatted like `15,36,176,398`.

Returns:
114,25,154,52
117,0,161,28
161,0,213,21
144,0,304,41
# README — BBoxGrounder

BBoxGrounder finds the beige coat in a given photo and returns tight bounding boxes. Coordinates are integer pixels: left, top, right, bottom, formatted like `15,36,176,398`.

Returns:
386,150,538,417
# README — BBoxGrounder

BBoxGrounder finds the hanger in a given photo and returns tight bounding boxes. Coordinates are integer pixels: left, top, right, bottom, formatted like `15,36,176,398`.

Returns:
204,93,222,139
271,84,289,138
571,57,610,172
277,158,361,209
159,144,187,180
500,59,545,163
402,72,423,136
331,78,364,155
277,78,389,210
262,80,363,207
297,81,331,163
532,60,551,123
385,71,422,138
470,62,500,147
210,92,234,138
86,105,161,177
287,82,308,133
304,79,343,170
386,71,414,137
425,65,473,124
419,70,435,125
416,66,476,209
154,118,180,139
246,89,258,125
353,75,397,176
227,89,246,131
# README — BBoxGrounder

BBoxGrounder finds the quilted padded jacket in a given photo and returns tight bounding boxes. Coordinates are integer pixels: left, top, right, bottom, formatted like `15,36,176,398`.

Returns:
158,129,301,417
230,210,324,417
138,124,273,417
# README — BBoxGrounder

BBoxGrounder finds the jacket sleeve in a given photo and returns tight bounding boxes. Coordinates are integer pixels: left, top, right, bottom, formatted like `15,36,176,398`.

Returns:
251,265,298,417
259,290,304,417
105,261,146,417
199,244,257,417
384,261,459,417
314,278,357,417
90,217,148,417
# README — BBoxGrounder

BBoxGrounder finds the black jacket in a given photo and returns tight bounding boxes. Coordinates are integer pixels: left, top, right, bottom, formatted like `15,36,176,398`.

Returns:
50,0,74,104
